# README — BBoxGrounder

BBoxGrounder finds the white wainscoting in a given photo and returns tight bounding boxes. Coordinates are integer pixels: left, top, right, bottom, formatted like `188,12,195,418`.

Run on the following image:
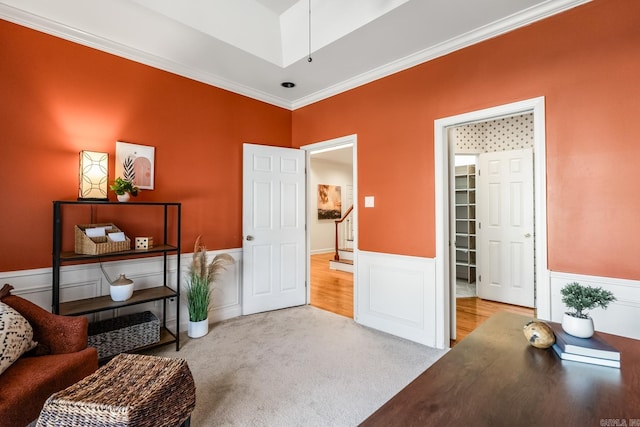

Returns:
550,271,640,340
0,248,242,332
356,250,437,347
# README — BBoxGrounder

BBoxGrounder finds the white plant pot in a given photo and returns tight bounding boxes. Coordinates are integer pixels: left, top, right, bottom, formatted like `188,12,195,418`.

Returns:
188,318,209,338
117,193,130,202
562,313,594,338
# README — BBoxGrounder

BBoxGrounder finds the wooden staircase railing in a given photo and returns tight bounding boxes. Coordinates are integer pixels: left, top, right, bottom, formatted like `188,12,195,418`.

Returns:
334,205,354,261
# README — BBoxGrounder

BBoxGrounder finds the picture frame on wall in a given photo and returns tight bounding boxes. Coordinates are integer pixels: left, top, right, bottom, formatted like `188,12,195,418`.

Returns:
115,141,155,190
317,184,342,220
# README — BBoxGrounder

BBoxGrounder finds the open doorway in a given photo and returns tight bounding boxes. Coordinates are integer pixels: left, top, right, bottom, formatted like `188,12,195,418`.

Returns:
450,114,536,342
434,97,548,349
452,114,535,302
302,135,357,319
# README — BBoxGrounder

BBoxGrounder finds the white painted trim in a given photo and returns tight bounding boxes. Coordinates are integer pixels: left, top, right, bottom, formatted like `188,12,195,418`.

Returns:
292,0,591,109
0,1,591,111
0,249,242,331
356,250,437,347
310,248,335,255
301,134,358,319
549,271,640,340
434,97,548,348
0,3,292,110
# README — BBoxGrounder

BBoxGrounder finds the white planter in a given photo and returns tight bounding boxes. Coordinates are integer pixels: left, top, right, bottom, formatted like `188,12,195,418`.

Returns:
188,318,209,338
562,313,594,338
117,193,130,202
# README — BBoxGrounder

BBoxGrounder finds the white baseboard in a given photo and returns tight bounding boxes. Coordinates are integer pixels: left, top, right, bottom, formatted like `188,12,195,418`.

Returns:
549,271,640,340
329,260,354,273
0,248,243,333
310,248,334,255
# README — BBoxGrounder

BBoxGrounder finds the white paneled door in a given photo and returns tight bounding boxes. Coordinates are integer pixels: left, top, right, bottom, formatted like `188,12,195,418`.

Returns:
242,143,306,315
477,148,535,308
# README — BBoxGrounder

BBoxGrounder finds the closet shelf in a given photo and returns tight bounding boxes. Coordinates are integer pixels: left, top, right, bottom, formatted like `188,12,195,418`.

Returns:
454,165,476,285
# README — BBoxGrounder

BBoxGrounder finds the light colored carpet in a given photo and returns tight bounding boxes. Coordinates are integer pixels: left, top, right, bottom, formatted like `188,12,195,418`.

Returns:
147,305,446,426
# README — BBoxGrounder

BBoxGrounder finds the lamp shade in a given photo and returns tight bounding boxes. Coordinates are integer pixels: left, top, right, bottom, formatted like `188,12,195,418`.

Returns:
78,150,108,200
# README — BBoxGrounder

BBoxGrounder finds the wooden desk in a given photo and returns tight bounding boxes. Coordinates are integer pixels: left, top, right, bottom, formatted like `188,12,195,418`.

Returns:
361,312,640,426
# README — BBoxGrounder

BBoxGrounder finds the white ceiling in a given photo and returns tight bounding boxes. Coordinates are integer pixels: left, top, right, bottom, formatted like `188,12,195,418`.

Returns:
0,0,590,110
311,145,353,166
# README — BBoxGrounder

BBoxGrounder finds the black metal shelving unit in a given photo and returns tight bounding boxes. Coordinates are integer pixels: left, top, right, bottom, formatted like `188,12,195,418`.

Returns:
52,200,181,354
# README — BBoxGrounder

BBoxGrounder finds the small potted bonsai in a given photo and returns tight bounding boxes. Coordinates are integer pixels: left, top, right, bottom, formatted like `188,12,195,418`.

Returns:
110,177,139,202
186,236,234,338
560,282,615,338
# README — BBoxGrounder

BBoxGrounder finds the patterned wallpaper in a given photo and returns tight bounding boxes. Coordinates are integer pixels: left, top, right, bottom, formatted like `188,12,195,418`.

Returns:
451,113,533,153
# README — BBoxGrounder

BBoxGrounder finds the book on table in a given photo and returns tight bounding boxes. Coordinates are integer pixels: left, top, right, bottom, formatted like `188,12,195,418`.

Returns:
551,344,620,368
547,321,620,361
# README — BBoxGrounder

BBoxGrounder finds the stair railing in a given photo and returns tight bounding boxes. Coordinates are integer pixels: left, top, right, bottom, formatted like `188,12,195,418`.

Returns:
334,205,354,261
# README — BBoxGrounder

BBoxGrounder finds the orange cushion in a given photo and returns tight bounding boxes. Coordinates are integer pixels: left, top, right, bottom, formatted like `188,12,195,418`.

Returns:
0,348,98,427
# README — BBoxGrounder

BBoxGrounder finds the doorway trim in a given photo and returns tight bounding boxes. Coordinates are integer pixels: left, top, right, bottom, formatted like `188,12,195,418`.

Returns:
301,134,358,319
434,97,548,348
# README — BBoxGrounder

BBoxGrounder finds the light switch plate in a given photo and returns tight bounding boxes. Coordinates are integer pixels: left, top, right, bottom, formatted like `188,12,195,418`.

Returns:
364,196,375,208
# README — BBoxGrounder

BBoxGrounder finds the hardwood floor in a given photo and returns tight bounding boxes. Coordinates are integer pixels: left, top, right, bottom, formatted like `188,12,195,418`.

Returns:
310,253,535,345
453,297,534,345
310,252,354,318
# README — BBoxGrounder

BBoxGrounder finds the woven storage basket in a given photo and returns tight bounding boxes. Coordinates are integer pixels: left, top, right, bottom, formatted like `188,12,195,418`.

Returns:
88,311,160,360
74,223,131,255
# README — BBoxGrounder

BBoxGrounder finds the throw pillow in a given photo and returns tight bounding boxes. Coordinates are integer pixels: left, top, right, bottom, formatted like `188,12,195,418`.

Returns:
0,301,38,375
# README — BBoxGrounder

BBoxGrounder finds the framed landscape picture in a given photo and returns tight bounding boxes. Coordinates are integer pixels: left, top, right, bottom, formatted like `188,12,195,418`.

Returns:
317,184,342,220
115,141,155,190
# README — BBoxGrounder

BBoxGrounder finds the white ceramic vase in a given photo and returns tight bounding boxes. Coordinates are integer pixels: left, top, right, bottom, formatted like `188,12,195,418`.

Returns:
188,318,209,338
109,274,134,301
117,192,130,202
561,313,594,338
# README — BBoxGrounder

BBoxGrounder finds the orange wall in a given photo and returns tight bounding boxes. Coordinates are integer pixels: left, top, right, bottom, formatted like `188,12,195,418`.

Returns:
292,0,640,279
0,20,291,271
2,0,640,281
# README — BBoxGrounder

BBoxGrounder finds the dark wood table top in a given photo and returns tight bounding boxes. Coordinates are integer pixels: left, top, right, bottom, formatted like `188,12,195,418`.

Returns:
360,312,640,427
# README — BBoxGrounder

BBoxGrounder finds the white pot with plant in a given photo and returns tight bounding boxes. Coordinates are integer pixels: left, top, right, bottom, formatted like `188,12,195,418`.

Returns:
186,236,234,338
560,282,615,338
110,177,139,202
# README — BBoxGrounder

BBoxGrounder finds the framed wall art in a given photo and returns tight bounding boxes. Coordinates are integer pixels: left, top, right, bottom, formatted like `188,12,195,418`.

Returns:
317,184,342,220
115,141,155,190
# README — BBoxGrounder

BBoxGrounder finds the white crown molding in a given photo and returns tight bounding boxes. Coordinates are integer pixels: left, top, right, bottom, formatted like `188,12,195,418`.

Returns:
292,0,592,109
1,0,591,111
0,3,293,109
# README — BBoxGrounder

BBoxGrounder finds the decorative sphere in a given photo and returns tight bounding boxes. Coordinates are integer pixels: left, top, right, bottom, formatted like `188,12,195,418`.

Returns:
523,320,555,349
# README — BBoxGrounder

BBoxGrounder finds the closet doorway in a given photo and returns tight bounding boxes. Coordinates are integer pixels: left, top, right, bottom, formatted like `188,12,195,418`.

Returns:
451,114,535,307
434,97,548,347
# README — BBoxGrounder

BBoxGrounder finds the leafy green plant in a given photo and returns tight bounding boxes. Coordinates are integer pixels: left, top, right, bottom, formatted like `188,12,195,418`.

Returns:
186,273,211,323
561,282,615,319
186,236,234,322
109,177,139,196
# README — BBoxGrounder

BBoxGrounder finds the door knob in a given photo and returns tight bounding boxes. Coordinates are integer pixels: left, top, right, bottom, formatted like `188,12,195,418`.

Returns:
524,233,532,238
246,235,254,241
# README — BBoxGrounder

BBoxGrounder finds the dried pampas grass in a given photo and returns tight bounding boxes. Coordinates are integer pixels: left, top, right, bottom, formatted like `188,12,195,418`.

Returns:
187,236,234,322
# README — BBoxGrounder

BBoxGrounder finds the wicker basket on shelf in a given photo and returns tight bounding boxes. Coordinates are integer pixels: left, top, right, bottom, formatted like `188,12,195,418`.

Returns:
88,311,160,360
74,223,131,255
